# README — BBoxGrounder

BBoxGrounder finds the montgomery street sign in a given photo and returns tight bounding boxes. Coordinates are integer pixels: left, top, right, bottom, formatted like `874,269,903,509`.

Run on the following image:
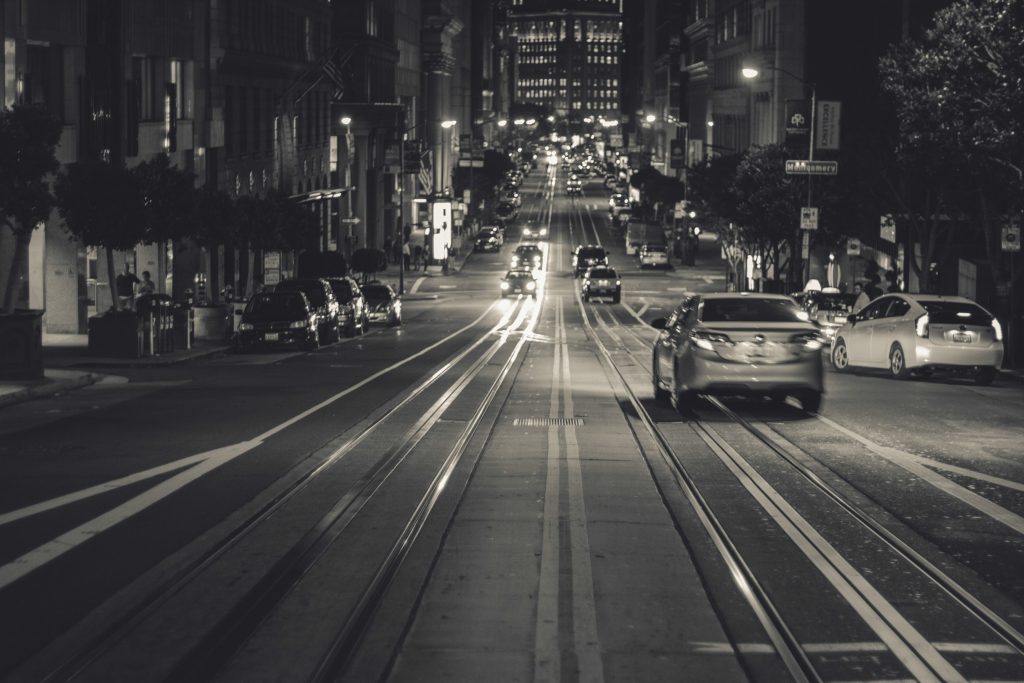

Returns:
785,159,838,175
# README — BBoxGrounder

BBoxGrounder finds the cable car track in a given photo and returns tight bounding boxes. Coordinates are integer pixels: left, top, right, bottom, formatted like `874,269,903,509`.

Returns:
576,290,1024,681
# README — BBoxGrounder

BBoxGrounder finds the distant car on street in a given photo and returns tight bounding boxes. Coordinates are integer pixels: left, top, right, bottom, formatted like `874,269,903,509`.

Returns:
790,287,858,344
830,293,1003,384
235,291,322,352
651,292,825,412
511,244,543,270
566,178,582,196
501,269,538,298
637,243,670,269
361,281,402,326
521,220,548,240
274,278,342,343
474,229,501,252
494,202,518,222
572,245,608,277
581,266,621,303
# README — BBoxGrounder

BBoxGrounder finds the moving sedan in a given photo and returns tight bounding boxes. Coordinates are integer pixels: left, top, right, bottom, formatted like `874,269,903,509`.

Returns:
652,293,826,412
474,229,502,252
830,293,1003,384
500,269,538,299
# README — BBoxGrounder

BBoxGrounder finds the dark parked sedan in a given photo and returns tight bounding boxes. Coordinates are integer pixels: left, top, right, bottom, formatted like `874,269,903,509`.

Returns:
324,276,368,337
274,278,342,343
234,291,321,351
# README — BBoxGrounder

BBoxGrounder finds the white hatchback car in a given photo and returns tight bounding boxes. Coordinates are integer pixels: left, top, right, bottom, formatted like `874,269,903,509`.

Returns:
637,243,670,269
830,293,1003,384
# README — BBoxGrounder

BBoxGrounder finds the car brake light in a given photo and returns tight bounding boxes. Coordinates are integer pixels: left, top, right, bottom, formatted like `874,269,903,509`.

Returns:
791,331,826,351
690,329,731,351
915,313,929,338
238,322,254,331
289,320,308,329
992,318,1003,341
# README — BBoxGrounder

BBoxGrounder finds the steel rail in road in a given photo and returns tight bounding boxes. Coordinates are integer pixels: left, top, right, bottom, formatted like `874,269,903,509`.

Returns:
591,301,1024,680
165,298,538,681
573,285,818,682
310,284,543,682
38,298,528,683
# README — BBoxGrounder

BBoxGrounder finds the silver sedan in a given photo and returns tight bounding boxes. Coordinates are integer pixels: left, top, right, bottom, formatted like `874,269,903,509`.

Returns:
652,293,826,412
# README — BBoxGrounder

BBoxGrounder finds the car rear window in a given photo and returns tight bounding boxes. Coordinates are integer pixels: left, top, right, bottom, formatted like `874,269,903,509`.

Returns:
361,285,390,301
328,280,354,302
588,268,616,278
644,245,667,253
246,294,308,316
700,298,803,323
578,248,606,259
276,281,326,306
919,300,992,325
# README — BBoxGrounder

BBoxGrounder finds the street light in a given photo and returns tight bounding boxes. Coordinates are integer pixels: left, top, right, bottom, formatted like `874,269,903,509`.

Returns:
743,63,817,286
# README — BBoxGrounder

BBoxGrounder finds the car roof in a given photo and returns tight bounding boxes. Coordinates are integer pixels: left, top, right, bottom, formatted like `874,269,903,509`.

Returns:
895,293,980,304
697,292,797,302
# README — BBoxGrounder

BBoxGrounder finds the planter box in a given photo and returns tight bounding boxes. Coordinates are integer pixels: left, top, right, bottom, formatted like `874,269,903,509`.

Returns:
88,311,143,358
0,309,44,379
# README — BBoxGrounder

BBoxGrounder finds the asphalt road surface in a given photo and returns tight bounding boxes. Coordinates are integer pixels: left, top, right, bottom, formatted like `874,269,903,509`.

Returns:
2,166,1023,682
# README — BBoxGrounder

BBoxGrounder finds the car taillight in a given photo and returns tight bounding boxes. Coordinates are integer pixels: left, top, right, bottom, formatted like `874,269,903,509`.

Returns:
791,331,826,351
690,330,731,351
237,322,254,331
992,318,1003,341
289,319,308,328
583,279,591,287
915,313,929,338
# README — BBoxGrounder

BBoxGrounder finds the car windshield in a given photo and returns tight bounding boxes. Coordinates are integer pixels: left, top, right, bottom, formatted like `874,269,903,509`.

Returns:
588,268,616,278
919,300,992,325
361,285,390,302
644,245,666,253
327,280,354,302
700,298,803,323
276,281,326,307
506,270,533,279
812,294,857,311
246,293,308,317
516,247,539,255
476,231,495,239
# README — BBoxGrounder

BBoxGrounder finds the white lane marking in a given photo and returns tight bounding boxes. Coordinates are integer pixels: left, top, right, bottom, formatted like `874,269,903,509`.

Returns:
694,423,966,683
438,285,457,289
815,414,1024,535
535,296,563,682
667,287,690,292
559,298,604,682
0,302,504,587
915,458,1024,493
409,276,427,294
636,303,649,317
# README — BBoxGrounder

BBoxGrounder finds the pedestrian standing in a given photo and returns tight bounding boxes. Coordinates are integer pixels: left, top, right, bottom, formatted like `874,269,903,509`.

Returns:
413,244,423,270
137,270,156,297
852,282,871,313
402,241,411,270
115,263,140,310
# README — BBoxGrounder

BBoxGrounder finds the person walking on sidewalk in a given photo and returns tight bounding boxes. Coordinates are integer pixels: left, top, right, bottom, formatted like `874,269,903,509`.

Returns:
137,270,156,297
402,240,411,271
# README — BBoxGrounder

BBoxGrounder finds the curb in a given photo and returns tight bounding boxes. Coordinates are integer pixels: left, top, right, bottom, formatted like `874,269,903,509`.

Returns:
61,345,232,369
0,372,100,409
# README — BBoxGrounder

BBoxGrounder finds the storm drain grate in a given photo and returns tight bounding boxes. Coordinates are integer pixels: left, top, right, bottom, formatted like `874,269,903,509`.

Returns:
513,417,585,427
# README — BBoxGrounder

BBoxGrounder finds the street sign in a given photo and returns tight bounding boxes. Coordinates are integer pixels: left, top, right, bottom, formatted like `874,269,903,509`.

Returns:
847,238,861,256
785,160,838,175
880,214,896,243
457,159,484,167
1003,222,1021,252
816,101,842,151
800,207,818,230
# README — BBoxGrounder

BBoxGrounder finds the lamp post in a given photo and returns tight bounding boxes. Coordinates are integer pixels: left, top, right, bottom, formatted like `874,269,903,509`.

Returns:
338,116,358,260
743,65,816,288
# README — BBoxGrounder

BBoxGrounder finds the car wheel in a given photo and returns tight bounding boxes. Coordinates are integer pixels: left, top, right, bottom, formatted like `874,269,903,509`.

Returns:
670,362,697,414
799,390,822,413
652,358,670,402
888,343,910,379
345,320,356,338
831,338,850,372
975,366,997,386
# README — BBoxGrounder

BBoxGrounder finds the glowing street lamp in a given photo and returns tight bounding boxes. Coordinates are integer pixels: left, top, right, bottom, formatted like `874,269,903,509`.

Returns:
441,119,457,129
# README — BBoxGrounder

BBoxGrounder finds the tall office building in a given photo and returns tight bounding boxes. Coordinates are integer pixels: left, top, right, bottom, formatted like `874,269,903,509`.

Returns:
507,0,623,127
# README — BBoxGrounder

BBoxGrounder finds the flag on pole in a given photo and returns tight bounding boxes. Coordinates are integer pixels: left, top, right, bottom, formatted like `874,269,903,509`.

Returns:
322,58,346,101
419,150,433,195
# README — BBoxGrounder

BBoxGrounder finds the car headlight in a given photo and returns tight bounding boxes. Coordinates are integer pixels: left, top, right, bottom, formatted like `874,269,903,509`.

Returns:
238,322,254,331
526,281,536,291
289,319,309,329
540,228,548,236
501,282,510,290
511,257,519,266
616,280,621,286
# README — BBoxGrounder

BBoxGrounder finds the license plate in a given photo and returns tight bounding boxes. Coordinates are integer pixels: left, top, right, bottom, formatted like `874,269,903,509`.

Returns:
265,332,279,341
952,333,971,343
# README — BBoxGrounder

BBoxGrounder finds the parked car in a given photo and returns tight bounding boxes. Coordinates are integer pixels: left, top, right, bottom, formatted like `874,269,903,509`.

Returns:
235,291,322,351
637,243,670,269
830,293,1003,384
511,244,543,270
501,188,522,207
361,281,402,326
521,220,548,240
572,245,609,277
790,287,858,344
494,202,518,222
581,266,621,303
274,278,341,343
323,276,368,337
651,293,826,412
501,269,538,299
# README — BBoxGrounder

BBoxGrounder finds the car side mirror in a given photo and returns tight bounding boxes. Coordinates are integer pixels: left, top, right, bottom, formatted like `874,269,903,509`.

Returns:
846,314,857,324
650,317,667,329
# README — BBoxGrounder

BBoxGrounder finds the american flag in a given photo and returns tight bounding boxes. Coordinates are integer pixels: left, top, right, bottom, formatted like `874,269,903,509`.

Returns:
418,150,433,195
321,57,345,101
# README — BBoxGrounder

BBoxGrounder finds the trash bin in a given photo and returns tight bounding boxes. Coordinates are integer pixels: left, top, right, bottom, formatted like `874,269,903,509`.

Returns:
137,294,174,356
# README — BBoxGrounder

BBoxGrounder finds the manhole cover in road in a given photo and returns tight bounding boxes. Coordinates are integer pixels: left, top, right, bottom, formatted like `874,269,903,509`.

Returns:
512,417,585,426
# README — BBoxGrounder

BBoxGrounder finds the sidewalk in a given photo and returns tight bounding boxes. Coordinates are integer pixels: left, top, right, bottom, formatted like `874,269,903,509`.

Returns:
0,333,231,409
